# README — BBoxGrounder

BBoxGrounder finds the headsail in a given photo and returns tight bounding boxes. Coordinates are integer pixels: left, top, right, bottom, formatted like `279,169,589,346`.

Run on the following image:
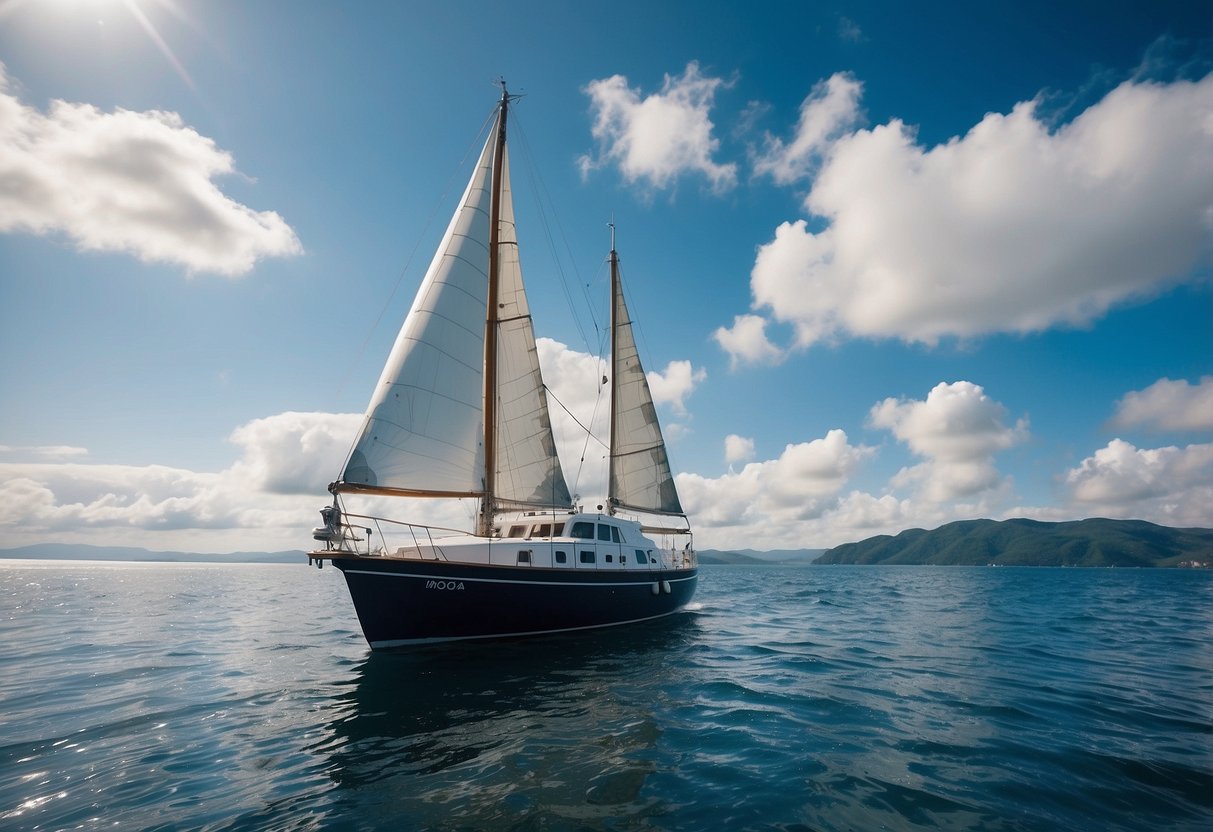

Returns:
339,90,570,512
491,138,573,510
608,247,685,516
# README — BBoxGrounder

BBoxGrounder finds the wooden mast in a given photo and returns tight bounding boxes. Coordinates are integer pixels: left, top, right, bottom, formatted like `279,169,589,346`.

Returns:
480,82,509,536
607,223,619,516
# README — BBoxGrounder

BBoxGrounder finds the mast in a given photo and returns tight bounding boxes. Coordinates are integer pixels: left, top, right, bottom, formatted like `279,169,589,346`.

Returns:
607,224,620,514
480,81,509,536
605,226,686,519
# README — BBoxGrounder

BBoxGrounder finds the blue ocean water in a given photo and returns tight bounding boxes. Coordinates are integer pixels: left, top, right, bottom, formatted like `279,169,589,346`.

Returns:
1,561,1210,831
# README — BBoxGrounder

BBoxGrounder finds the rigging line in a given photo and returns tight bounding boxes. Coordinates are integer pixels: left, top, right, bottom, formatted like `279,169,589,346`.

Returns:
509,114,597,356
544,384,609,451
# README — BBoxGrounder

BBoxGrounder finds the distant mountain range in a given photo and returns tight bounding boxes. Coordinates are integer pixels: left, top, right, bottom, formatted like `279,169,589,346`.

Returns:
818,518,1213,568
0,543,305,564
3,542,823,566
6,519,1210,567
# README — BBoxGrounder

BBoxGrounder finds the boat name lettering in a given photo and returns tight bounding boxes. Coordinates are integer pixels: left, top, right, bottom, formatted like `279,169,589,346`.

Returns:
426,580,465,591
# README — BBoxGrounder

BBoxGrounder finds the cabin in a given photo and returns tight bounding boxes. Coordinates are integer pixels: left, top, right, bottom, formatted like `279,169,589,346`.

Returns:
371,510,694,570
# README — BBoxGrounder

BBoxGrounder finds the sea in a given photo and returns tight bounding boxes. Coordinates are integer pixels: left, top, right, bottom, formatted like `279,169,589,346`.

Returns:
1,561,1210,832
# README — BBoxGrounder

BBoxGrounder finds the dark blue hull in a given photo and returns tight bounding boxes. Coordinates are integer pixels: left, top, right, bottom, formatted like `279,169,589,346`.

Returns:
331,557,698,649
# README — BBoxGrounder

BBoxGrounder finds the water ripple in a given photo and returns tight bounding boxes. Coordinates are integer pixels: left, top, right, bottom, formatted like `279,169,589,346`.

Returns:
2,562,1211,831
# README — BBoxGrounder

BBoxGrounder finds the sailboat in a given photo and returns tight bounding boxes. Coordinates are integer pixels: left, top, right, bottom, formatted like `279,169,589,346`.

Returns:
308,84,698,649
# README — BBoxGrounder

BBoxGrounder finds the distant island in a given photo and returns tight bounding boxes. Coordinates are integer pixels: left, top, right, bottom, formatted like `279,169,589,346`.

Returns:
818,518,1213,568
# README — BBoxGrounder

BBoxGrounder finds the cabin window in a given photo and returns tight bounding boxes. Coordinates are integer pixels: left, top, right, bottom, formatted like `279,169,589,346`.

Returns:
507,525,528,538
635,549,647,564
580,550,595,564
605,554,613,563
571,521,595,539
621,554,626,565
597,524,613,542
535,523,551,537
552,523,565,536
517,550,531,564
611,526,622,543
555,550,567,564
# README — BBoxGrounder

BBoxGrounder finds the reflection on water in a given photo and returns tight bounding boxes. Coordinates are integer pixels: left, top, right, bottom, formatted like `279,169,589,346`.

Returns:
316,616,702,828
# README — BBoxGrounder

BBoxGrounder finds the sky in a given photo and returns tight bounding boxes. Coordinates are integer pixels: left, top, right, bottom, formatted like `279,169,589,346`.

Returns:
0,0,1210,554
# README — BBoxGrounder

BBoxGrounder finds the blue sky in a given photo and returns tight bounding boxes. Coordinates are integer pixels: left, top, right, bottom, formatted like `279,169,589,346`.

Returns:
0,0,1210,553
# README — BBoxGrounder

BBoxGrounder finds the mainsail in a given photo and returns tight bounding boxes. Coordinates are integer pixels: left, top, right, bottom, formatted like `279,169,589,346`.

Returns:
608,248,685,516
338,91,571,513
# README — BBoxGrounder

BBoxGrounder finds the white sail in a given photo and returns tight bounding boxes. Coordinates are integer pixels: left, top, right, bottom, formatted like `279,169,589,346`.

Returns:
339,126,498,495
491,144,573,509
339,104,570,510
609,259,684,515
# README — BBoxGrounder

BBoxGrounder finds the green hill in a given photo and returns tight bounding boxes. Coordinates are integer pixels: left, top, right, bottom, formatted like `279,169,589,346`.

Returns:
818,518,1213,567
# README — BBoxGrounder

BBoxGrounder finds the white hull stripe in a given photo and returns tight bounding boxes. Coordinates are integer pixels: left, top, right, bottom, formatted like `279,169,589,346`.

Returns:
343,568,698,588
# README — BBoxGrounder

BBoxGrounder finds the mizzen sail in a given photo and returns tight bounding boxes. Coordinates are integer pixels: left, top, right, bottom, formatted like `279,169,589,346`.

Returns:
608,250,684,516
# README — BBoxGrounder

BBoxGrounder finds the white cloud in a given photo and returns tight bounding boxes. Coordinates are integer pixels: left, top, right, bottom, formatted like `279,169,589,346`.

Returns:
0,63,302,275
536,337,702,504
0,411,361,551
869,381,1028,502
1110,376,1213,432
0,463,234,533
227,411,363,495
836,16,865,44
713,313,784,368
0,444,88,459
579,61,737,193
536,337,611,501
678,429,875,529
724,434,755,465
736,72,1213,356
1063,438,1213,526
751,72,863,185
646,359,706,416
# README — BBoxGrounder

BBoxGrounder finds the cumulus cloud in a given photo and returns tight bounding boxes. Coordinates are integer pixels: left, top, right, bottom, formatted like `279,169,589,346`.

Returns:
869,381,1028,502
536,337,701,503
713,313,784,368
579,61,737,192
0,63,302,275
724,434,755,465
1110,376,1213,432
228,411,363,494
0,411,362,551
678,429,874,528
751,72,863,185
1063,438,1213,526
723,72,1213,362
0,462,234,533
646,359,706,416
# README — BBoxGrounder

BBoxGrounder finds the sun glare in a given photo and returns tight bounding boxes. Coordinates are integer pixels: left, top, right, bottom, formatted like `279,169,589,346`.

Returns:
2,0,197,90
